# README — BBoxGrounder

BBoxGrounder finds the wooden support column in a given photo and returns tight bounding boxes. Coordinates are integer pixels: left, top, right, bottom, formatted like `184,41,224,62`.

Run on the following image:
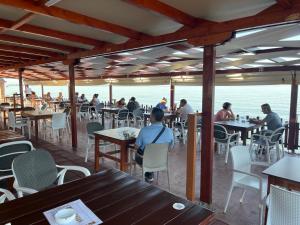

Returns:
18,68,24,108
170,81,175,110
109,83,112,104
41,84,44,98
67,59,79,148
186,113,197,201
200,45,216,204
288,72,298,151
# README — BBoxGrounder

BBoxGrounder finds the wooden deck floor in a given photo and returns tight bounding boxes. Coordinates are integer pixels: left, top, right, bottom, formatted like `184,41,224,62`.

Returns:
6,117,267,225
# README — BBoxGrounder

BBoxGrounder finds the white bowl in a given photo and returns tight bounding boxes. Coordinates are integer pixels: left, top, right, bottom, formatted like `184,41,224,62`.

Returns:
54,208,76,225
172,203,185,210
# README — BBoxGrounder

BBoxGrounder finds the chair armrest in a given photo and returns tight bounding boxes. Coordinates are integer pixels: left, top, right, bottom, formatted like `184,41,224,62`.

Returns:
0,188,15,202
56,165,91,185
228,132,240,144
13,182,37,198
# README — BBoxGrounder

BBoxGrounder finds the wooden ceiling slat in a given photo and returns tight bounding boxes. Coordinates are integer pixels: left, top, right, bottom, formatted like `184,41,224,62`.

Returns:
0,0,148,39
9,13,36,30
0,18,105,47
276,0,293,8
0,34,82,53
0,50,42,60
0,43,62,57
125,0,203,27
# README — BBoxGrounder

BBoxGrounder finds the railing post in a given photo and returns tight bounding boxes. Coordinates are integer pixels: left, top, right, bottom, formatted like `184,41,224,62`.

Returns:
186,113,197,201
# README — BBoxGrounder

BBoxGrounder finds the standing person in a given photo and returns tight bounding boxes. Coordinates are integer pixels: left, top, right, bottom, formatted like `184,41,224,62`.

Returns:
176,99,194,122
156,97,168,111
214,102,235,121
116,98,126,108
25,84,32,98
250,103,282,131
135,107,174,182
127,97,140,112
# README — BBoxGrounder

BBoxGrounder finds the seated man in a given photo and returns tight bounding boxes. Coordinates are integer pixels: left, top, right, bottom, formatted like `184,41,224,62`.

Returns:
156,97,168,111
250,103,282,131
214,102,235,121
135,107,174,182
127,97,140,112
176,99,194,122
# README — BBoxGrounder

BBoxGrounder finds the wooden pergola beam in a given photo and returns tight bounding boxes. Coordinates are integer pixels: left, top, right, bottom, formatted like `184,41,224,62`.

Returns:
0,18,105,47
0,0,147,39
277,0,293,8
0,50,42,60
0,34,82,53
125,0,201,27
0,43,62,57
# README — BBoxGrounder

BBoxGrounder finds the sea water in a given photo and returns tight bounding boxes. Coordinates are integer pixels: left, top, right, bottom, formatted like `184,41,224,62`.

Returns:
5,82,297,122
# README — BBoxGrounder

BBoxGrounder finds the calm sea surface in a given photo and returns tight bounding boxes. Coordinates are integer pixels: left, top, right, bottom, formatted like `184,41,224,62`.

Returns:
5,83,298,122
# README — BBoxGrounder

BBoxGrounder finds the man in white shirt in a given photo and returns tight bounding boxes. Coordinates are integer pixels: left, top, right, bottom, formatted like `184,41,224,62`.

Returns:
176,99,194,122
25,84,32,97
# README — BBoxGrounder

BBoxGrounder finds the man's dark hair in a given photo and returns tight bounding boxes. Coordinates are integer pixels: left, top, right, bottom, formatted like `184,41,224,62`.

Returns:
151,107,164,122
130,97,136,102
223,102,231,110
180,99,187,105
261,103,271,112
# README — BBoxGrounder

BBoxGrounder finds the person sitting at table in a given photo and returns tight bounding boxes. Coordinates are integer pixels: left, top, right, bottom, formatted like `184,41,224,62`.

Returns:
126,97,140,112
90,94,100,106
135,107,174,182
156,97,168,111
116,98,126,108
250,103,282,131
56,92,63,102
75,92,80,102
45,92,53,103
79,94,88,103
25,84,32,98
176,99,194,122
214,102,235,121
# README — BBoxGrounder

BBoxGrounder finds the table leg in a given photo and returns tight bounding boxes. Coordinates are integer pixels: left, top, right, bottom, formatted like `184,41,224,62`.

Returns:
102,111,105,128
3,111,6,128
95,136,100,172
241,129,247,145
35,119,39,142
120,143,128,171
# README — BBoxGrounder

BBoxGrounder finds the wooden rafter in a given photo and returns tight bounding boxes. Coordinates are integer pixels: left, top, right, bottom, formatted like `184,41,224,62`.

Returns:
277,0,293,8
0,18,105,47
0,57,21,63
0,50,42,60
0,0,147,39
125,0,202,27
0,34,82,53
0,43,62,57
7,13,36,30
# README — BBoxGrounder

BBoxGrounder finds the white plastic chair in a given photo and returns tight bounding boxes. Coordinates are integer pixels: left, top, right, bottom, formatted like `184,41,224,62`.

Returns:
115,109,129,128
224,145,266,225
267,185,300,225
8,112,31,139
0,176,15,203
130,143,170,191
12,150,90,198
249,127,285,165
77,103,90,121
44,113,66,140
214,124,239,164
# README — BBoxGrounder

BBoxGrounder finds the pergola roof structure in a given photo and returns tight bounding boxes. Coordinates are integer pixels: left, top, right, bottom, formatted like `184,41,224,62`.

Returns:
0,0,299,82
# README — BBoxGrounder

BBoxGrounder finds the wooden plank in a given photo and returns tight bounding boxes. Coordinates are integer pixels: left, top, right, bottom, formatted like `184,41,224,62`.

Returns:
200,45,215,204
0,0,147,39
125,0,200,27
186,113,197,201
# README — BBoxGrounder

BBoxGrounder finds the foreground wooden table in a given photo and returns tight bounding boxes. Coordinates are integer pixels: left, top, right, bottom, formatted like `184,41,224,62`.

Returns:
94,127,140,172
0,130,25,144
0,169,213,225
215,120,260,145
22,110,60,142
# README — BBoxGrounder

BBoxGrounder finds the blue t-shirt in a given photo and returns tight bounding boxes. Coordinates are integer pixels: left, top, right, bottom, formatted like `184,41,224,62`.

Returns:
156,103,167,110
135,123,174,152
264,112,282,131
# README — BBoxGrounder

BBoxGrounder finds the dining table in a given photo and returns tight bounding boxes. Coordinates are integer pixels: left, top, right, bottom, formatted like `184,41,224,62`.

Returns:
22,110,60,142
215,120,261,145
94,127,140,172
101,107,120,128
0,130,25,144
143,112,177,127
0,169,214,225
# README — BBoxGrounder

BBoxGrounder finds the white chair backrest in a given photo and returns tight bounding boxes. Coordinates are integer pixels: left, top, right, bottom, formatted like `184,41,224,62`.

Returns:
0,188,15,203
267,185,300,225
269,127,285,144
8,112,15,127
51,113,66,129
230,146,251,179
143,143,169,170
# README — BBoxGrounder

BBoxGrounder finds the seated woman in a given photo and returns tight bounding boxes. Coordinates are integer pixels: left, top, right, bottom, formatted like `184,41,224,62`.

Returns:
116,98,126,108
56,92,63,102
90,94,100,106
214,102,235,121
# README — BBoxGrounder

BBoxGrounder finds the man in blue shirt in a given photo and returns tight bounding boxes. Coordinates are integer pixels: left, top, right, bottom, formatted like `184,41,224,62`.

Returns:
135,107,174,182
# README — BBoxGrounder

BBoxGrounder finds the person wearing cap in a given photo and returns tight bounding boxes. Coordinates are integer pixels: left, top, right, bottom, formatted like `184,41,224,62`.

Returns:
214,102,235,121
156,97,168,111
